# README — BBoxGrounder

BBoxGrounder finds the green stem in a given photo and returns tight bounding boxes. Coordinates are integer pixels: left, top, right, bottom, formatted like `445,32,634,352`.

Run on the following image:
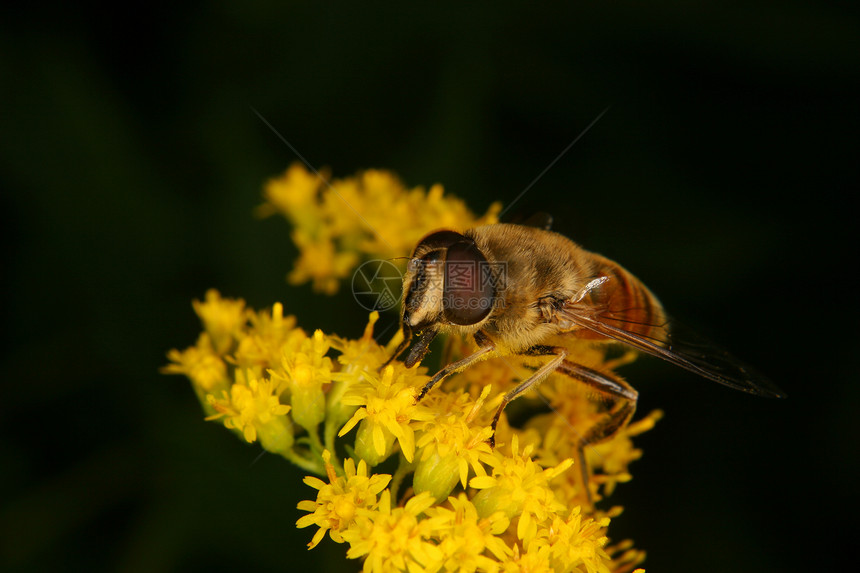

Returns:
307,424,325,455
388,453,415,505
282,448,325,476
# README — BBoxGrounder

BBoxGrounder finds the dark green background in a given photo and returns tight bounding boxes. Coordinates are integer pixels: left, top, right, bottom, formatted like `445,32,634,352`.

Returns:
2,2,857,572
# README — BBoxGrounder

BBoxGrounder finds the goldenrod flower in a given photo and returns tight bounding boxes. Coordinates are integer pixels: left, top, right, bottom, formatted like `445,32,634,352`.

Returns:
325,311,390,439
205,369,293,454
338,365,434,466
413,386,496,501
274,329,332,432
192,289,248,354
502,542,554,573
165,165,660,573
587,410,663,498
328,311,391,377
341,490,444,573
232,301,306,374
162,333,227,395
289,229,360,294
530,507,611,573
296,450,392,549
470,435,573,545
260,162,501,293
424,493,512,572
260,162,324,223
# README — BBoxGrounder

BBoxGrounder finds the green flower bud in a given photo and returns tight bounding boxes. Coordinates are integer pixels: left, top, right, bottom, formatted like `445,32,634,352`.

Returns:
353,418,395,466
413,450,460,501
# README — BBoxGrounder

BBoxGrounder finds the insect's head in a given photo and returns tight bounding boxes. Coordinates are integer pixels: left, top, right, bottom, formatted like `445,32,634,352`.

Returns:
398,229,496,367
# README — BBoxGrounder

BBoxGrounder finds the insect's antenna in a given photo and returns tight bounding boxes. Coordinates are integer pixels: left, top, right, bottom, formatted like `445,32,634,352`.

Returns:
250,106,395,252
500,105,611,219
250,449,268,467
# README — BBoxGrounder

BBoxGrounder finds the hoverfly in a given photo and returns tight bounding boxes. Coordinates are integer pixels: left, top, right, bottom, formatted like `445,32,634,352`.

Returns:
385,223,784,458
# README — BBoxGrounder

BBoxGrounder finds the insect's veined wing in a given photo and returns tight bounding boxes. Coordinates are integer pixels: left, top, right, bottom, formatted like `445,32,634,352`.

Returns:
559,264,785,399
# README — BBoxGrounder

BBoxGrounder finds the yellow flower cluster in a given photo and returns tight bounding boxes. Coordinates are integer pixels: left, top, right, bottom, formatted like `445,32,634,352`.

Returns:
164,166,657,572
258,163,501,293
165,290,654,572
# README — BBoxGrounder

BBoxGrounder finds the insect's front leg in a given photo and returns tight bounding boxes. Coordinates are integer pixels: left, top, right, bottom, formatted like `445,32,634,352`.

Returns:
416,331,497,401
379,323,413,372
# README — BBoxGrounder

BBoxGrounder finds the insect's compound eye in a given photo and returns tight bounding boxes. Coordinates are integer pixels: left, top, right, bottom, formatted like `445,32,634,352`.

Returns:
442,240,494,325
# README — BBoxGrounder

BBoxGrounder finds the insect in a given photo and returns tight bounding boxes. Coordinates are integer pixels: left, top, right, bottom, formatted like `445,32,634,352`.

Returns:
386,223,784,459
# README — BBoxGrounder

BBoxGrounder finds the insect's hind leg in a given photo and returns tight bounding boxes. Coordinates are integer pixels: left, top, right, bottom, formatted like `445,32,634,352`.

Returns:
556,360,638,507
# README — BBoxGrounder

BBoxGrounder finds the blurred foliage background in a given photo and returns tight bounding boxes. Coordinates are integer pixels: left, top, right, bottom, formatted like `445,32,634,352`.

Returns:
2,2,858,572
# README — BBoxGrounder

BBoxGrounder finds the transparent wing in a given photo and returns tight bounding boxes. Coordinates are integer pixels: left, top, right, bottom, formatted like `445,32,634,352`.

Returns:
560,303,785,398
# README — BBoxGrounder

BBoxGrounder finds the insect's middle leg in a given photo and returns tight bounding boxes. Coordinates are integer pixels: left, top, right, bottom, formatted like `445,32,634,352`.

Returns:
489,345,569,446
